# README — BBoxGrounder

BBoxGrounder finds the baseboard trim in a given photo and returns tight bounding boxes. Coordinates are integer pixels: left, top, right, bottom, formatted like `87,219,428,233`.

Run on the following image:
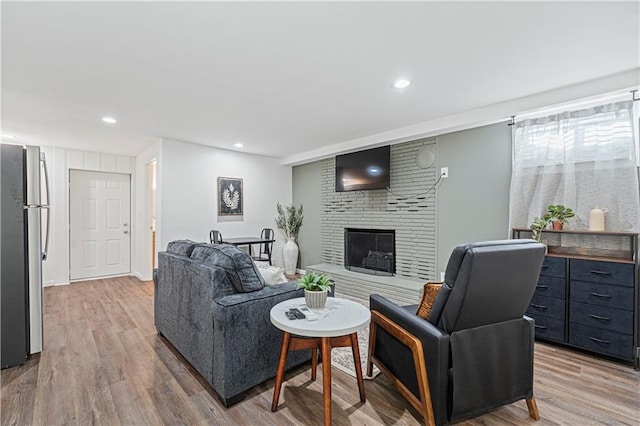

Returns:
69,273,133,283
44,281,69,287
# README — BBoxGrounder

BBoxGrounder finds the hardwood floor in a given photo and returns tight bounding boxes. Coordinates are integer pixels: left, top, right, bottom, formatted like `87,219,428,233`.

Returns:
1,276,639,425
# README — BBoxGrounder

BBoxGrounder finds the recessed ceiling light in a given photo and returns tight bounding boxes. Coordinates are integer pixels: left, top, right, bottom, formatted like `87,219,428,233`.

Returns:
393,79,411,89
102,116,117,124
234,143,244,148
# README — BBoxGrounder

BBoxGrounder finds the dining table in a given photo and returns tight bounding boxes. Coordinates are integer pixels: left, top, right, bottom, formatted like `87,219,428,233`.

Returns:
221,236,275,265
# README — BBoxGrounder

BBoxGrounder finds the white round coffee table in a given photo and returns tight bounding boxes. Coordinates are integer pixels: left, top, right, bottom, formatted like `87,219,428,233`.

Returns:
270,297,371,426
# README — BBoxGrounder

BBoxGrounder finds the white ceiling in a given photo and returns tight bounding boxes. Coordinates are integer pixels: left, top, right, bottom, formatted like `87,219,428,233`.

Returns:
2,1,638,162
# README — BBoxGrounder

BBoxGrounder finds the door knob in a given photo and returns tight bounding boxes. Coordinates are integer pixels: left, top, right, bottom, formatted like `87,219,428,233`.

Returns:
123,230,129,234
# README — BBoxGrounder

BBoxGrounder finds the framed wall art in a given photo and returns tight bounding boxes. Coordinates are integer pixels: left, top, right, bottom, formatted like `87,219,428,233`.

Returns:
217,177,243,216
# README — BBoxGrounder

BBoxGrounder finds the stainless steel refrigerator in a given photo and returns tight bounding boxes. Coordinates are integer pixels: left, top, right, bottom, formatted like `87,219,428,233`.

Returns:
1,144,50,368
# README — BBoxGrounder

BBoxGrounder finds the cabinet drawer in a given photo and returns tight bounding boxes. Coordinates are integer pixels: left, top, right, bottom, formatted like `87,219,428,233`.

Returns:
540,257,566,278
528,315,564,342
569,302,633,334
569,259,634,287
534,276,565,299
569,323,634,360
569,280,634,311
526,295,565,320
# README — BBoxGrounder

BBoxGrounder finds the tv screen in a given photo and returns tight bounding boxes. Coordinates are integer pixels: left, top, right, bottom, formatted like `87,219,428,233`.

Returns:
335,146,390,192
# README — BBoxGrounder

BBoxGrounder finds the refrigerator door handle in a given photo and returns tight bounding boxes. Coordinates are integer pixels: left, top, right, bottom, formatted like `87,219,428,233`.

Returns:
42,206,50,261
40,152,50,207
40,153,51,261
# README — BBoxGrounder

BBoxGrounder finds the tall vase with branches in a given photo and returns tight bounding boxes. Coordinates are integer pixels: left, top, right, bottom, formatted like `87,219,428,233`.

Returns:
276,203,304,274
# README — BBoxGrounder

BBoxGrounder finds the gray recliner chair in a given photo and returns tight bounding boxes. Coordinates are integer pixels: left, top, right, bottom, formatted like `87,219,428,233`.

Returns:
368,239,546,425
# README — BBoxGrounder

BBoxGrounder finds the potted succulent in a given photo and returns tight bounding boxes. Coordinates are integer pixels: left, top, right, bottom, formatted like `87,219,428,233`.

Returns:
547,204,575,230
296,271,332,309
276,203,304,275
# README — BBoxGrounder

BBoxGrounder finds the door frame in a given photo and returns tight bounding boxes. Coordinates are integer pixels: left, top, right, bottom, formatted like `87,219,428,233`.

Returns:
146,159,157,272
68,169,132,281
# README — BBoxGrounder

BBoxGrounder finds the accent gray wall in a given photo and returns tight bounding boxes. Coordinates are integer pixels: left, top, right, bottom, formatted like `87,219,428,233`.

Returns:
435,121,512,275
293,160,323,268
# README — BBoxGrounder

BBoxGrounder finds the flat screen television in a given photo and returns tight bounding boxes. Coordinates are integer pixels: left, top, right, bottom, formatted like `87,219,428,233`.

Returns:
335,146,390,192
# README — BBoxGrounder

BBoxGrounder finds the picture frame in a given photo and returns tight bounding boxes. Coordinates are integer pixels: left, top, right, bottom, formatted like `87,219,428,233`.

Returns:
217,177,243,216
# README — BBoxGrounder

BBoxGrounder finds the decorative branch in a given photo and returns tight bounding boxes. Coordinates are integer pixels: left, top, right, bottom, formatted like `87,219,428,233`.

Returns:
276,202,303,239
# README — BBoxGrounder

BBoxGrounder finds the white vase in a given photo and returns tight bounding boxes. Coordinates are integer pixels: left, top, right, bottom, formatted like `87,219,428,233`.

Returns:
589,208,608,231
304,289,328,309
283,237,299,275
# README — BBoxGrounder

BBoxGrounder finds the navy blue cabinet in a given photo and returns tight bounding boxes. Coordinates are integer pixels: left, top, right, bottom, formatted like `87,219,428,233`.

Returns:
568,258,636,361
526,257,566,342
513,229,639,366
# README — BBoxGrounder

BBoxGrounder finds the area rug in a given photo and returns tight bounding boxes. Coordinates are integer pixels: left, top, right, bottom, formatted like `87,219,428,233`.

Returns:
331,326,381,380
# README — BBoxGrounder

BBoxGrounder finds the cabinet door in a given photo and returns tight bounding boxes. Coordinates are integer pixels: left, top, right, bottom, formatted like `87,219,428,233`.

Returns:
569,323,633,360
535,276,565,299
529,315,564,342
569,302,633,334
540,257,566,278
570,280,634,311
569,259,634,286
527,294,565,320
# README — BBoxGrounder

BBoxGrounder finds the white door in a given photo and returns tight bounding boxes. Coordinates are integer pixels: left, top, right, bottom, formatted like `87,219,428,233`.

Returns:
70,170,131,280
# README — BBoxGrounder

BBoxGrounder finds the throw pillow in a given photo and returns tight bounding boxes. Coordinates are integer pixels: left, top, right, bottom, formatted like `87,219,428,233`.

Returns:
257,264,286,286
416,282,443,320
190,244,265,292
166,240,197,257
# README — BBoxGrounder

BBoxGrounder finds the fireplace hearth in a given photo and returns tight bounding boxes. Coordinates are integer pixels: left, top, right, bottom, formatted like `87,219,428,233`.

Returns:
344,228,395,276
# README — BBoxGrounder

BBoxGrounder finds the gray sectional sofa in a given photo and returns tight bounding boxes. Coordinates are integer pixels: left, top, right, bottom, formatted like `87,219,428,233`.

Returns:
153,240,310,406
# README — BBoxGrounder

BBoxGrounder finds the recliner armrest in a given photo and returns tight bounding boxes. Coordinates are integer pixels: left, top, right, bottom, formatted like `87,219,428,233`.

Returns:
370,294,449,343
370,294,450,426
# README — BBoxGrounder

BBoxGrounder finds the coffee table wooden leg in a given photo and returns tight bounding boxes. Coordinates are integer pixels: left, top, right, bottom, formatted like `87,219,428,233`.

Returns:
271,332,291,412
311,348,318,381
349,332,366,402
321,337,332,426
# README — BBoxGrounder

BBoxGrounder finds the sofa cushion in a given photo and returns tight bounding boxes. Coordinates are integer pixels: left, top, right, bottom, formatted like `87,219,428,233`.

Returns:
190,244,265,292
167,240,198,257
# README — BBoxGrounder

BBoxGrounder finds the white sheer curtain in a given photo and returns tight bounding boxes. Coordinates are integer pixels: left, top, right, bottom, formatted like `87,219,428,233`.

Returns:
509,100,639,232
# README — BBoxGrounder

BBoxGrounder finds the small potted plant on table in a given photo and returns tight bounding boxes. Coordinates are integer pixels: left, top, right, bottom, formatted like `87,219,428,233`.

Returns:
547,204,575,230
296,271,332,309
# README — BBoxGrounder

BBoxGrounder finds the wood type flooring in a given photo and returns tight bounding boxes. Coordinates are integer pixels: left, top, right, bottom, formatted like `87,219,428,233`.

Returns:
1,276,639,425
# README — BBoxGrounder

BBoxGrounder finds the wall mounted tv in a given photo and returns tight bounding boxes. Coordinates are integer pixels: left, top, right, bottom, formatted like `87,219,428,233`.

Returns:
335,146,390,192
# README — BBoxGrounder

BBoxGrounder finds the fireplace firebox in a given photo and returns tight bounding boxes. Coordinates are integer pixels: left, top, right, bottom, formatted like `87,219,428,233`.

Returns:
344,228,395,276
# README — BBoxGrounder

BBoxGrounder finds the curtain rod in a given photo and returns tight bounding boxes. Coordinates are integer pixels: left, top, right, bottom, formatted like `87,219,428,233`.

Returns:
508,89,639,125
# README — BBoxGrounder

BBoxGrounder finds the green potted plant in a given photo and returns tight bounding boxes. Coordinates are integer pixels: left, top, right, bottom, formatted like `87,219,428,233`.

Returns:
530,215,551,243
276,203,304,275
547,204,575,230
296,271,332,309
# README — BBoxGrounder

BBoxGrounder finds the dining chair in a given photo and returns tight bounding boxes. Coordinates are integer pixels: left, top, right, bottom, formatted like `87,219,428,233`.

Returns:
253,228,274,265
209,230,223,244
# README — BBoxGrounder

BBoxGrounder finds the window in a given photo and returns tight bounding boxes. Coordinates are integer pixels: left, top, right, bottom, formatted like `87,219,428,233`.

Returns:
509,100,639,233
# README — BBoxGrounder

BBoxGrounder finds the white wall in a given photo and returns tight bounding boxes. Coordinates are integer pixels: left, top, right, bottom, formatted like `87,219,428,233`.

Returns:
40,138,291,285
41,146,134,286
160,139,293,267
